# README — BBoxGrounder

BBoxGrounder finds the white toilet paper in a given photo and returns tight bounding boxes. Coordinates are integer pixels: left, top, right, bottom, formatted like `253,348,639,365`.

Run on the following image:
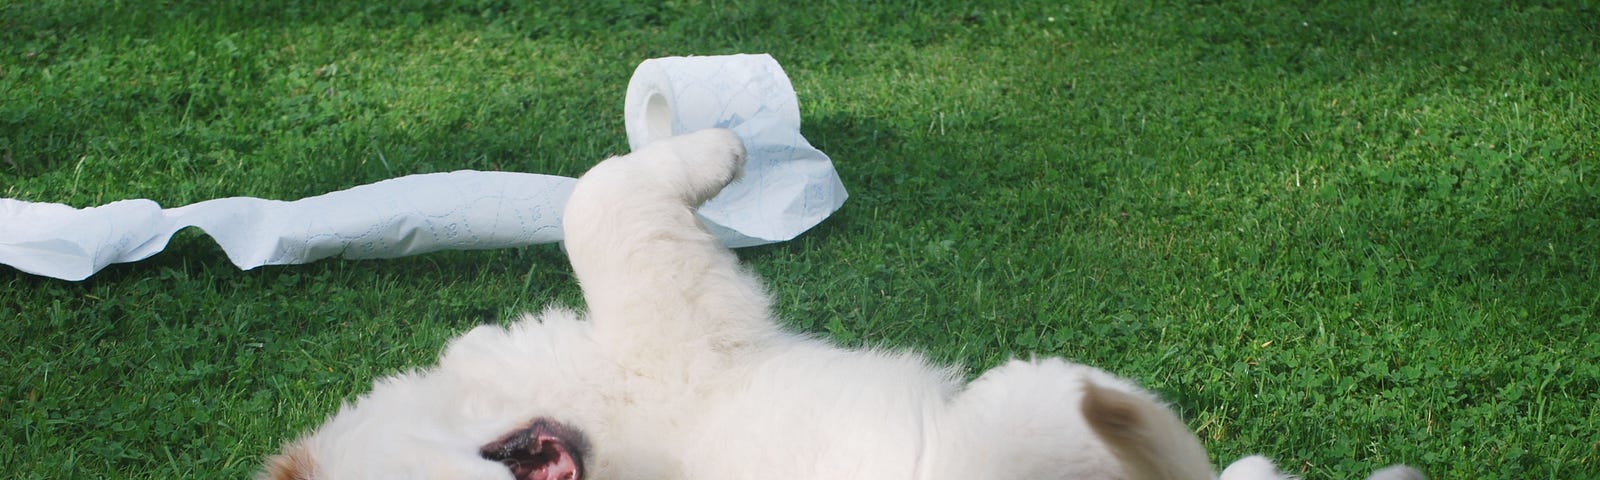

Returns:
1,54,847,281
0,172,575,281
626,54,848,248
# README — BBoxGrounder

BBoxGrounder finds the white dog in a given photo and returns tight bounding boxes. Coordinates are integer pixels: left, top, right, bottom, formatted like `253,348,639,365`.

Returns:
261,129,1421,480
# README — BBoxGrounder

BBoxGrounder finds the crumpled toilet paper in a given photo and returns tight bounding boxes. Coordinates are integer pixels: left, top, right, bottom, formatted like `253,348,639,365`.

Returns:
1,53,847,281
626,54,847,248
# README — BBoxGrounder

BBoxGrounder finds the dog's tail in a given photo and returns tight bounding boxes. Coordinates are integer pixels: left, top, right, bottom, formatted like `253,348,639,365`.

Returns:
561,129,778,359
1081,380,1218,480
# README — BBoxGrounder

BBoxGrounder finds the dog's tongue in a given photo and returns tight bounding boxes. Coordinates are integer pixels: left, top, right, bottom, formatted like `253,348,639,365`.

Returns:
481,420,585,480
498,436,577,480
523,438,577,480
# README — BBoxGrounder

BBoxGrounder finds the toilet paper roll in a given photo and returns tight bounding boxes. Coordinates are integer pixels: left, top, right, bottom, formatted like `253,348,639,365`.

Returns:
1,54,847,281
626,54,848,247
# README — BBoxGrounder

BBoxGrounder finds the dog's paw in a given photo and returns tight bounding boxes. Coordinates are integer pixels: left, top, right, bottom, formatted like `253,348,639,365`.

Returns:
1220,455,1295,480
1365,464,1425,480
576,128,745,208
657,128,746,205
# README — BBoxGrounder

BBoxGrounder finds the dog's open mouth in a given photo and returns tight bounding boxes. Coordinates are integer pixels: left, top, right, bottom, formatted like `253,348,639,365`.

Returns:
479,418,590,480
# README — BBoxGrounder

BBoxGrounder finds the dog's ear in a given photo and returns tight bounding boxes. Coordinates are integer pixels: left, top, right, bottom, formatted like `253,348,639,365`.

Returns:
479,419,589,480
259,441,315,480
1082,381,1214,480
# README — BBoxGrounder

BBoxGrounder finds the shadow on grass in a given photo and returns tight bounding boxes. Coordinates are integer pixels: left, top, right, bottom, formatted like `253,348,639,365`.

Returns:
1,1,681,42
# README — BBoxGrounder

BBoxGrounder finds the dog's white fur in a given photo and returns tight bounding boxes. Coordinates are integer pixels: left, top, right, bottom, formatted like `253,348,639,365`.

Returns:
263,129,1420,480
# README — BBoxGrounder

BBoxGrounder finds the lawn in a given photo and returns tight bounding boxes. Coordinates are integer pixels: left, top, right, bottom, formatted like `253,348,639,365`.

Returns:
3,1,1597,478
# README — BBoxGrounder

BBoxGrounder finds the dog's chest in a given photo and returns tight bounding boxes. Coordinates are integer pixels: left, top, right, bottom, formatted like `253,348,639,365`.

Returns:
671,348,950,480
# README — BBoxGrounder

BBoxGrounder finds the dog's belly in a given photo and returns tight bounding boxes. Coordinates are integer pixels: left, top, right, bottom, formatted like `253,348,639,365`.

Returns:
681,343,956,480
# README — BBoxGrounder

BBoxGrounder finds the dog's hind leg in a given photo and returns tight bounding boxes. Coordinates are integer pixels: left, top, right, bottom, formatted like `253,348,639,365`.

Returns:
933,359,1216,480
562,129,782,366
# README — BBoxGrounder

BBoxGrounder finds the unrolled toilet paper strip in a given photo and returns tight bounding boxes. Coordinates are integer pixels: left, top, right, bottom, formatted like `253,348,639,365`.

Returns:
1,53,848,281
0,172,574,281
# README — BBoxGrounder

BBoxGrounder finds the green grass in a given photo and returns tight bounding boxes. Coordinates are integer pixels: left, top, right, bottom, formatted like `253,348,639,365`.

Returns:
3,1,1597,478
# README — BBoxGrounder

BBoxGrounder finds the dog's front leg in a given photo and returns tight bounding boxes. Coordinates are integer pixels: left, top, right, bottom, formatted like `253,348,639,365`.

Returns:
563,129,783,370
